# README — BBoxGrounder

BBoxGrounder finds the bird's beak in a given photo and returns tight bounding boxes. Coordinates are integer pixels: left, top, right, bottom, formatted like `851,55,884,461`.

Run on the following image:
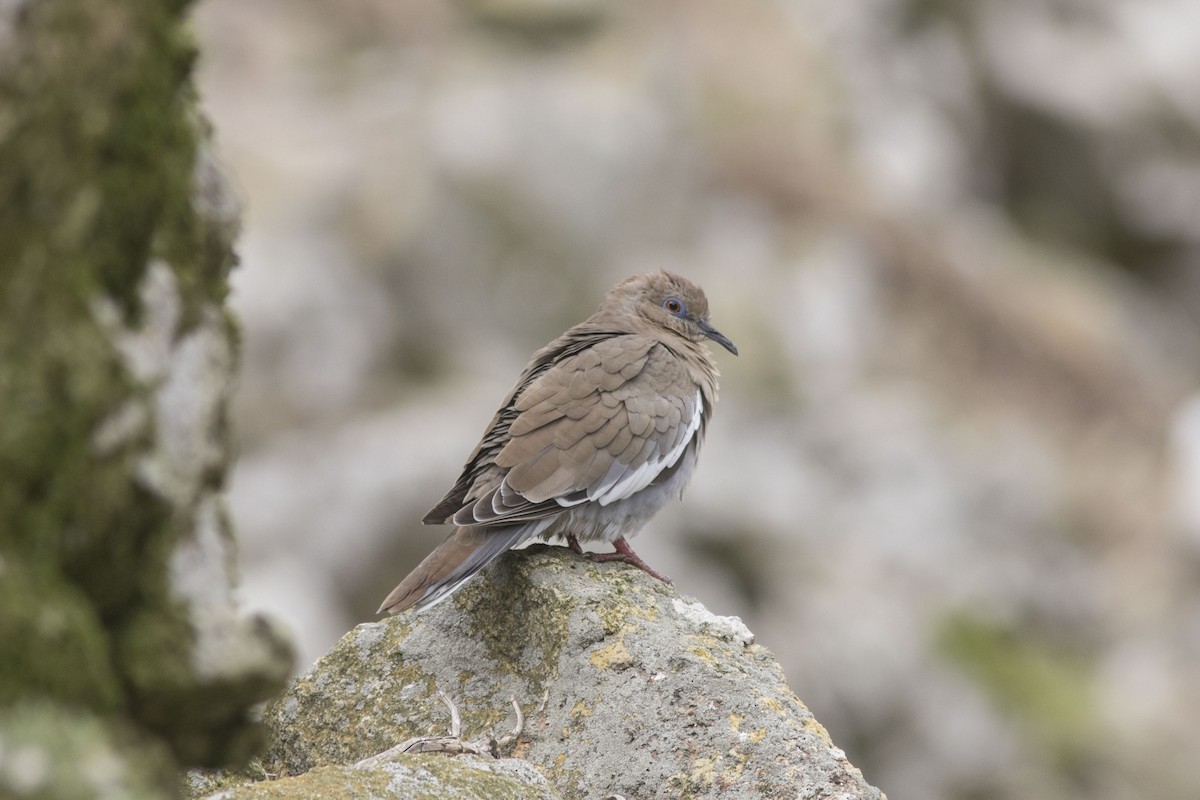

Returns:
698,320,738,356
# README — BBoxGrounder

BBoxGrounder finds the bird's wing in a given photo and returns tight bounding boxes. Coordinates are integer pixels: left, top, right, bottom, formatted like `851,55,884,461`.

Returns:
421,328,616,524
445,335,703,527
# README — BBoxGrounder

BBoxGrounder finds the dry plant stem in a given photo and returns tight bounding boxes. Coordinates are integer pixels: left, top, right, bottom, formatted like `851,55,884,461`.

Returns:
353,692,526,767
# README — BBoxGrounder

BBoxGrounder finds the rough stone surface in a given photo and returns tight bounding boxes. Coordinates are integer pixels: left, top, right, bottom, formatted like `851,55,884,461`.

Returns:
239,547,882,800
195,755,559,800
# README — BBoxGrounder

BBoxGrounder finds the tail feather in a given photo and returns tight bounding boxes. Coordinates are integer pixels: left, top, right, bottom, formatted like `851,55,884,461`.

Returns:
377,521,547,614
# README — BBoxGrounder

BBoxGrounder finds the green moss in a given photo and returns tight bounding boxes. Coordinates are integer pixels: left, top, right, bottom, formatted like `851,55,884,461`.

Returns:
461,548,575,696
404,754,539,799
0,701,178,800
118,605,281,768
261,624,435,774
0,560,124,711
595,579,658,636
0,0,200,732
0,0,279,787
0,0,210,318
198,756,554,800
938,612,1098,763
538,752,585,800
0,0,210,608
184,763,270,800
221,765,394,800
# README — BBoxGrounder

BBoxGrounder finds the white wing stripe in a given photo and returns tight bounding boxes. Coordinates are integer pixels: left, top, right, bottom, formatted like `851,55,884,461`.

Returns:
579,389,702,507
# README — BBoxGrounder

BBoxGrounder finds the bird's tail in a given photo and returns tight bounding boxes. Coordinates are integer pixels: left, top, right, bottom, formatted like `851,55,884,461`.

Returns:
377,521,548,614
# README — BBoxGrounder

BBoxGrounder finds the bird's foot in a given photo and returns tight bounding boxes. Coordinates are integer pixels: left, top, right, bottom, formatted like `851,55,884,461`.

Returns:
354,690,529,766
564,533,585,554
587,536,673,585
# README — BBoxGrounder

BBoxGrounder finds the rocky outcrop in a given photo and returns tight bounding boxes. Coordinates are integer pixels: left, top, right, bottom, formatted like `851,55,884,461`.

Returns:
201,547,883,799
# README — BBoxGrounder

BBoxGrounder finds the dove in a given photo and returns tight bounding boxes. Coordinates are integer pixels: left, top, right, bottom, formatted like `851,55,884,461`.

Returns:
379,271,736,614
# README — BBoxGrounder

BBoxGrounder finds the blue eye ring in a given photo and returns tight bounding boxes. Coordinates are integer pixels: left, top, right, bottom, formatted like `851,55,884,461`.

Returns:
663,296,685,317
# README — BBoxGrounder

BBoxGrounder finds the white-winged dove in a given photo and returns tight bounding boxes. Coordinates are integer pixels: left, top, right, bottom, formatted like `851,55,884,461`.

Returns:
378,271,737,614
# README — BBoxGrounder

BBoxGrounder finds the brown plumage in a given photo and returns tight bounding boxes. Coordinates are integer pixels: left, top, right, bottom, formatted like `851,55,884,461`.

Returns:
378,271,737,614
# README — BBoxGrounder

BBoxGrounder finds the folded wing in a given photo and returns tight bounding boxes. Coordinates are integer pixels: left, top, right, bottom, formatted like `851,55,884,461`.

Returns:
448,335,703,527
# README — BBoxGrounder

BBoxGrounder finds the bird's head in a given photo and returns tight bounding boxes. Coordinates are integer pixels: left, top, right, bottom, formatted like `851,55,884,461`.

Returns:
606,271,738,356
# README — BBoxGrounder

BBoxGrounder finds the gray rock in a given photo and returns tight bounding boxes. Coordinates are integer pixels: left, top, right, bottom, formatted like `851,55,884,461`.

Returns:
198,755,559,800
254,546,883,800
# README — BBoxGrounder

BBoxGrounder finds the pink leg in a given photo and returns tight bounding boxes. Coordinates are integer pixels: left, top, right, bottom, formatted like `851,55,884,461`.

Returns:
565,533,585,554
587,537,673,585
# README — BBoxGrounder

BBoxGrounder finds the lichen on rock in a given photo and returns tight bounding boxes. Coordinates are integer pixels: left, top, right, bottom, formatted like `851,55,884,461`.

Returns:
227,547,883,800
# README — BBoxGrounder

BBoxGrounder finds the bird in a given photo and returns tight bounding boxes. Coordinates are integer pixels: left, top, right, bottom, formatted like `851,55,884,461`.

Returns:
378,271,737,614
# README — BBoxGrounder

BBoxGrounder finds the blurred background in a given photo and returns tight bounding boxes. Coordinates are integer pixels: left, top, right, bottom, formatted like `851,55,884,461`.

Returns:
191,1,1200,798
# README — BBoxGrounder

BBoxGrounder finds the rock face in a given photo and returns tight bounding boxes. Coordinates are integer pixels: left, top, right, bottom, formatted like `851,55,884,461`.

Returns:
0,1,293,797
235,547,883,800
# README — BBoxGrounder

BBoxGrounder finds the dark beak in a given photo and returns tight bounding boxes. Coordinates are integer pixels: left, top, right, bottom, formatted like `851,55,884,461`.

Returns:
698,319,738,356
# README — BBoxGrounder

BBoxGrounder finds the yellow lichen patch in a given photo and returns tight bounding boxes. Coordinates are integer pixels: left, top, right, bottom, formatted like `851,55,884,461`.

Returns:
802,716,835,746
669,749,756,795
589,638,634,670
596,593,659,636
756,695,786,715
722,745,751,779
686,634,740,671
747,727,768,744
688,754,719,786
513,737,533,759
687,644,717,665
778,685,808,708
728,712,745,732
562,699,600,739
542,750,586,797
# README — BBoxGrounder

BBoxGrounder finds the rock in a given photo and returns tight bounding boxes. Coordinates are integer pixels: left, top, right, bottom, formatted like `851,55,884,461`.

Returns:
212,546,883,799
0,702,176,800
0,1,293,795
193,755,559,800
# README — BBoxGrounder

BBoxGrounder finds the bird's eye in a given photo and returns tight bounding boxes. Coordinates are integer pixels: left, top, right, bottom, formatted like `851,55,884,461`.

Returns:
663,296,685,317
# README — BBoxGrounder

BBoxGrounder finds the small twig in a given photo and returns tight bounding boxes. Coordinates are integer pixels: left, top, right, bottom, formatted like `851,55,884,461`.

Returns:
355,689,532,767
437,690,461,738
492,697,524,753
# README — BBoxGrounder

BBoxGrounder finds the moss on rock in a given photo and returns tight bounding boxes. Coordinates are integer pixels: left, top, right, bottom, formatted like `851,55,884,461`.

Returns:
0,1,291,796
251,548,882,800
